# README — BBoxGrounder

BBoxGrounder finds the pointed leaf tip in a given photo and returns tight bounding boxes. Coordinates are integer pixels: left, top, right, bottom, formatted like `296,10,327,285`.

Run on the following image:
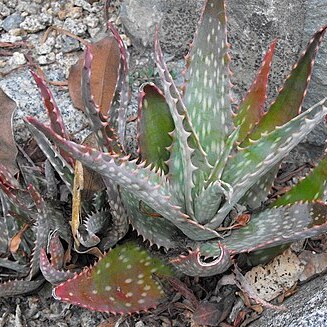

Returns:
53,242,173,314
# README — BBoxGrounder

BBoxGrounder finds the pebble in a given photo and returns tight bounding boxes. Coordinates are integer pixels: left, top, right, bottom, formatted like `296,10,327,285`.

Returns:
4,0,18,9
0,3,11,17
63,18,87,36
8,52,27,66
36,36,55,55
56,35,81,53
84,15,99,29
20,13,52,33
2,13,24,32
37,52,56,65
73,0,93,12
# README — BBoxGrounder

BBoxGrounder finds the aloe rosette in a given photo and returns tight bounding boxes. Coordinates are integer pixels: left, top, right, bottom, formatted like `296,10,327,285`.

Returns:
20,0,327,314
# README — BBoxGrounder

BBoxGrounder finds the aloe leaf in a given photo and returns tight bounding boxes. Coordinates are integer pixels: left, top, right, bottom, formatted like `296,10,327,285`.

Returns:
53,242,172,314
40,248,74,285
101,178,129,249
25,121,74,191
154,30,209,217
121,190,182,249
31,70,73,166
223,202,327,253
0,279,44,297
138,83,174,174
243,25,327,144
209,98,327,229
234,40,276,143
0,182,35,225
170,243,231,277
0,164,21,189
27,185,50,279
30,71,69,139
27,117,221,240
82,45,115,153
183,0,233,165
241,165,279,209
272,154,327,207
194,181,232,224
47,231,64,270
107,22,129,147
0,258,28,274
206,127,239,184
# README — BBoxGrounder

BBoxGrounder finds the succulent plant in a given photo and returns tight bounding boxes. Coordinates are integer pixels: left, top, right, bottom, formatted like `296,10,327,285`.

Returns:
2,0,327,317
29,0,327,274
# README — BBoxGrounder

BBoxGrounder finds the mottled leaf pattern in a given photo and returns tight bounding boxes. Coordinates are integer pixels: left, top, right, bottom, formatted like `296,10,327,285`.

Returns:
211,99,327,229
27,117,220,240
170,243,231,277
223,202,327,253
183,0,233,165
40,248,74,285
53,242,172,313
0,279,44,297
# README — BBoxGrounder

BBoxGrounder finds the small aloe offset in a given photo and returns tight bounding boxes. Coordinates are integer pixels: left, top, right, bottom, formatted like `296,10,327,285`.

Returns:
14,0,327,316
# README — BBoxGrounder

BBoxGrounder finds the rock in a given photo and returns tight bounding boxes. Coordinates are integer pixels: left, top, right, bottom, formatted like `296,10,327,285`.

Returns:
20,13,53,33
73,0,93,12
3,0,17,10
63,18,87,36
2,14,25,32
8,52,27,66
56,35,81,53
120,0,201,53
37,52,56,65
0,3,11,17
250,274,327,327
35,36,55,55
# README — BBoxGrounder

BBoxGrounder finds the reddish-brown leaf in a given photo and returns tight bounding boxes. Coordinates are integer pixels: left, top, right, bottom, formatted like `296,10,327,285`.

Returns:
68,36,120,115
0,88,17,174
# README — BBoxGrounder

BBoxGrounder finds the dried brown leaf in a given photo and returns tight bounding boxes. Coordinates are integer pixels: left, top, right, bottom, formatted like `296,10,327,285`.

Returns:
68,36,120,115
0,88,17,174
9,224,29,253
71,160,84,246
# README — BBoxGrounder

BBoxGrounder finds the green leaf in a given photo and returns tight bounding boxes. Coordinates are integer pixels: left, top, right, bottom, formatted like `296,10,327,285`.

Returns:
242,25,327,145
138,83,174,173
223,202,327,253
27,117,220,240
53,242,173,314
183,0,233,165
121,190,182,249
25,121,74,191
208,98,327,229
272,154,327,207
235,40,276,143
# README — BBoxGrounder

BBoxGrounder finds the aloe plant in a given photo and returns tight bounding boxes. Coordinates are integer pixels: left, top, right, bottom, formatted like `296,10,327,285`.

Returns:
16,0,327,315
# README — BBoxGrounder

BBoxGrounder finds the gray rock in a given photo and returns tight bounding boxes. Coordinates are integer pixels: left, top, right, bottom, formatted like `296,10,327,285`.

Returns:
0,3,11,17
20,13,53,33
63,17,88,36
250,274,327,327
0,69,87,144
2,13,24,32
120,0,202,53
55,35,81,53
